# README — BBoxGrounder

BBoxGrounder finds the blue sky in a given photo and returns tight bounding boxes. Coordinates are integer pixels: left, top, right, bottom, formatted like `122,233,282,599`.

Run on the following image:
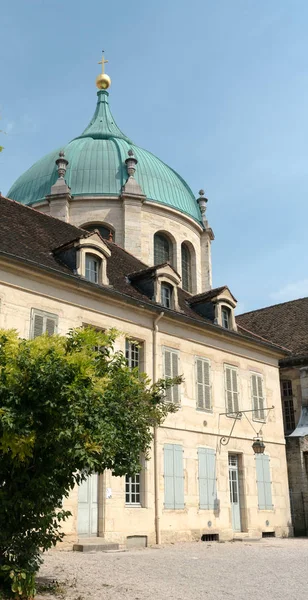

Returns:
1,0,308,314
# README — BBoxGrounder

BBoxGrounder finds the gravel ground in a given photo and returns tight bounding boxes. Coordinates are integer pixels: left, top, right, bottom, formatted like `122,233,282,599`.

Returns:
37,538,308,600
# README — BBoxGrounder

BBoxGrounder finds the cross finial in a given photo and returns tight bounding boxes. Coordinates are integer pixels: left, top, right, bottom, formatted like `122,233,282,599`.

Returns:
98,51,108,74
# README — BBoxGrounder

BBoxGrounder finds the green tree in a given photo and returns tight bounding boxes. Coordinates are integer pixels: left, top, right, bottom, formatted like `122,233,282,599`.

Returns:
0,327,179,597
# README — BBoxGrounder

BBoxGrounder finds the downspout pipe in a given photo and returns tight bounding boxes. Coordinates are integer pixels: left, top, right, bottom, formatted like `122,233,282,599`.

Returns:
153,311,164,545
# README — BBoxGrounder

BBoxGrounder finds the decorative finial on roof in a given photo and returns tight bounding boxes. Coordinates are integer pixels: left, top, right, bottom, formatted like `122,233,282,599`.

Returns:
55,151,69,179
125,148,138,177
197,189,209,224
96,50,111,90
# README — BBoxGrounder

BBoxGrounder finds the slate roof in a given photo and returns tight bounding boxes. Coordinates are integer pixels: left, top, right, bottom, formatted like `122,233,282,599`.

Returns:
188,286,237,304
236,298,308,358
0,194,286,355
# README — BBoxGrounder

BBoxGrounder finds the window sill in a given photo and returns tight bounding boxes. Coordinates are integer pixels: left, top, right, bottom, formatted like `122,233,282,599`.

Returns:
125,503,143,508
252,417,266,424
197,407,213,414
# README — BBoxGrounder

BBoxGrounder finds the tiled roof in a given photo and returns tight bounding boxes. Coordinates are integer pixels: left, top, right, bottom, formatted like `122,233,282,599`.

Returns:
236,298,308,357
0,195,285,354
188,286,237,304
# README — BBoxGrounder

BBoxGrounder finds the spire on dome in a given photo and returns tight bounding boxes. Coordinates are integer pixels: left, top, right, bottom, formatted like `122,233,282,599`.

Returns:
96,50,111,90
76,89,132,143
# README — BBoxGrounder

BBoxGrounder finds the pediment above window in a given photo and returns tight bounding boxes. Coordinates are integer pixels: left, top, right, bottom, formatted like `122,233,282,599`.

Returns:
128,262,181,310
188,286,237,331
53,231,111,285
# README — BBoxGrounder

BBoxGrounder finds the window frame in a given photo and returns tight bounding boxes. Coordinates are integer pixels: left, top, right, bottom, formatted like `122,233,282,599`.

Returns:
125,472,141,506
85,253,100,284
281,380,295,433
125,338,144,372
181,242,192,293
161,283,173,308
195,356,212,412
221,306,231,329
30,308,58,339
154,232,172,265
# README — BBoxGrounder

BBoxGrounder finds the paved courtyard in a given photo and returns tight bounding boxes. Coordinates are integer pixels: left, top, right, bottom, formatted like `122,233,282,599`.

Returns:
38,538,308,600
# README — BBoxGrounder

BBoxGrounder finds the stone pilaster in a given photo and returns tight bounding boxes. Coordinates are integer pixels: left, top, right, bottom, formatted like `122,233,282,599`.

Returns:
122,194,145,259
201,228,214,292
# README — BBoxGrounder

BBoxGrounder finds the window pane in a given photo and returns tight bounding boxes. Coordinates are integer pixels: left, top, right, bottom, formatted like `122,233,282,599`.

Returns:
125,473,141,504
222,308,230,329
161,284,171,308
83,223,115,241
85,255,99,283
181,244,191,292
154,234,171,265
125,339,141,370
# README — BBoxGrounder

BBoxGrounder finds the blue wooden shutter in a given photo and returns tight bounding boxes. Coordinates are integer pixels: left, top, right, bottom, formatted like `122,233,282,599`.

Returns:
164,444,175,509
198,448,217,509
256,454,273,510
164,444,184,509
174,444,185,509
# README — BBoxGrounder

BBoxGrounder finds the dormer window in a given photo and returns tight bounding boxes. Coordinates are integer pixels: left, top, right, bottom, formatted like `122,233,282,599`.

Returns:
85,254,100,283
222,306,231,329
161,283,172,308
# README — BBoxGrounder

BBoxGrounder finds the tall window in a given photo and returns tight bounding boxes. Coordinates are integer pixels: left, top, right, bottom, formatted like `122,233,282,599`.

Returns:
125,473,141,505
251,373,266,421
83,223,115,241
85,254,99,283
195,357,211,411
125,339,142,371
31,309,58,338
154,233,171,265
281,380,295,433
181,243,191,292
224,365,239,415
163,347,180,404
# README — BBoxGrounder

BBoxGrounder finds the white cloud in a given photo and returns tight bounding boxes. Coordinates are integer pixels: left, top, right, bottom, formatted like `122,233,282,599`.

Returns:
270,279,308,302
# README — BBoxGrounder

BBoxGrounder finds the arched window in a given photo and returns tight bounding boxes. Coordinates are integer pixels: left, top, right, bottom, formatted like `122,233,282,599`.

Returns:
154,233,171,265
181,243,192,292
82,223,115,242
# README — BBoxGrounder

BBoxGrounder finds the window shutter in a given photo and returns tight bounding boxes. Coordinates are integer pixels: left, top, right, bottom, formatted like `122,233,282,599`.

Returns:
174,444,185,509
164,444,174,508
196,358,211,410
198,448,217,509
164,349,172,402
251,374,265,420
46,317,56,336
225,367,234,414
256,454,272,510
171,351,179,404
232,369,239,412
196,359,205,409
33,314,44,338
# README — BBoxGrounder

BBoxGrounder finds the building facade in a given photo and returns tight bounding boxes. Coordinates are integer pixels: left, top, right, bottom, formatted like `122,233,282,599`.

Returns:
237,299,308,536
3,60,292,546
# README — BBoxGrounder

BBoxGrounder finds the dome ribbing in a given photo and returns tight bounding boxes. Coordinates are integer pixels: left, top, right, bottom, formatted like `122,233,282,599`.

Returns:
7,91,202,224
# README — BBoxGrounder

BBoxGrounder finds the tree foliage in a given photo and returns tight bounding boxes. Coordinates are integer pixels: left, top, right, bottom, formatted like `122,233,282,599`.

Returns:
0,327,179,596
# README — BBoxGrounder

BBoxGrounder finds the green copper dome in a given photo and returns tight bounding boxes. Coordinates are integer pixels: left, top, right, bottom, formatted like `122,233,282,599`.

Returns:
7,91,202,224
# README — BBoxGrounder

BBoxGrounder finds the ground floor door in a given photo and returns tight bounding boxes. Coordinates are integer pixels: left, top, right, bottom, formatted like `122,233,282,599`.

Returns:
77,473,98,536
229,454,241,531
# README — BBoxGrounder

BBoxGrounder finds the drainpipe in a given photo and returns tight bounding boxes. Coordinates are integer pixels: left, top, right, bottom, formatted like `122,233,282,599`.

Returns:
153,311,164,545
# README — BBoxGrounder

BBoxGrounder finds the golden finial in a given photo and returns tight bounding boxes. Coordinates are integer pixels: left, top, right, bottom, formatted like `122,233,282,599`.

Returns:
96,50,111,90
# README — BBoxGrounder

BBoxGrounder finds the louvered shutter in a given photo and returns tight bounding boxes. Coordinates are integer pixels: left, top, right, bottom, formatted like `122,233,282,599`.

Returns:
33,314,44,338
257,376,265,420
164,349,172,402
46,317,56,336
171,351,179,404
232,369,239,412
196,358,211,410
225,367,234,413
251,374,259,418
256,454,272,510
174,445,185,509
198,448,217,509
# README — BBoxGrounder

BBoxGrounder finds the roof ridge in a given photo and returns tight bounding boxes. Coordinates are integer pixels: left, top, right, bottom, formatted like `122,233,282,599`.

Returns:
238,295,308,317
